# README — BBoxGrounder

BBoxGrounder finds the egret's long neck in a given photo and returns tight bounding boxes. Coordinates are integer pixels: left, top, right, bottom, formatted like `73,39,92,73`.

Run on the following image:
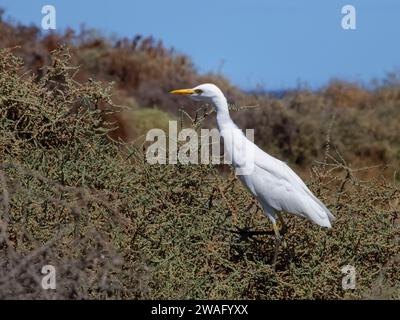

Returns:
212,95,235,130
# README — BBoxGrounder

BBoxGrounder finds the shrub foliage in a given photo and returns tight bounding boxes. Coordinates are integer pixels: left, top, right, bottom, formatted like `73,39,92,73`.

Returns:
0,48,399,299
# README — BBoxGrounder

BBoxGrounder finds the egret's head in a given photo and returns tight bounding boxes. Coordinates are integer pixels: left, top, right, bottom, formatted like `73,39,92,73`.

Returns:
169,83,225,103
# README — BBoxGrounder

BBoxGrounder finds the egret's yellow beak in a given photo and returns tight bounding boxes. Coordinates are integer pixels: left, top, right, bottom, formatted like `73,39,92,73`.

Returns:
169,88,195,95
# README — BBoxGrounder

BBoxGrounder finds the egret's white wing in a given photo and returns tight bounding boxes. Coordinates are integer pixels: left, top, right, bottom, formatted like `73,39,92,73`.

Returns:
252,144,334,227
226,129,334,227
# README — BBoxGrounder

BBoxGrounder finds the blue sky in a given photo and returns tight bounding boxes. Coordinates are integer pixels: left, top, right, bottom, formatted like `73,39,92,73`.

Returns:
1,0,399,90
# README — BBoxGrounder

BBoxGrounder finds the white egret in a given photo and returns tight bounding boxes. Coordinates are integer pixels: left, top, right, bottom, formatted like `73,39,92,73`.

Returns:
170,83,334,266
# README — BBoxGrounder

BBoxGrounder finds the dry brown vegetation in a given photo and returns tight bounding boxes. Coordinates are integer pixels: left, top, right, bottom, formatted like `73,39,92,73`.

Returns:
1,13,399,175
0,14,399,299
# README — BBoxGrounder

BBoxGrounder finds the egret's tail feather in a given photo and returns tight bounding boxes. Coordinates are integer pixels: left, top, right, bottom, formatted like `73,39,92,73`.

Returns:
305,197,335,228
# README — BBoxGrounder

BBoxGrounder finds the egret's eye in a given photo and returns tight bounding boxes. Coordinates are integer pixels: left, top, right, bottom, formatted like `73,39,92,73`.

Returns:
194,89,203,94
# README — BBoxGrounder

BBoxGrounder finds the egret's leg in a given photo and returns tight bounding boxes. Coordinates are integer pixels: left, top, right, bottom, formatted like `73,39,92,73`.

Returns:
276,212,288,249
271,221,281,271
265,212,281,271
272,222,281,240
277,212,287,235
262,204,282,270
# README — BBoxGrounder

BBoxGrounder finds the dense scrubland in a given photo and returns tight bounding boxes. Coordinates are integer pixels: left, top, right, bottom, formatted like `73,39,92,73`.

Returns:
0,14,399,299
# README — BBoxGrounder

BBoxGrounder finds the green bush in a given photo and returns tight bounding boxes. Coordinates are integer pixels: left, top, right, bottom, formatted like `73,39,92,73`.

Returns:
0,48,399,299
